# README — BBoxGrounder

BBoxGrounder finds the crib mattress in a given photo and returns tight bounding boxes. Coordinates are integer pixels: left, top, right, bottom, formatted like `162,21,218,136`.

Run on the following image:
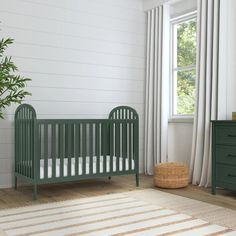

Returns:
40,156,135,179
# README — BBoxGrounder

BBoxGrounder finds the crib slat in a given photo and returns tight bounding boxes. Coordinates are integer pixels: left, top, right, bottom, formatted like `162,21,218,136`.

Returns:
26,113,28,177
15,119,17,173
19,117,22,174
44,124,48,179
28,120,31,179
21,109,24,176
131,123,134,169
75,123,79,176
18,118,22,173
95,123,100,174
134,121,139,172
82,123,86,175
18,113,21,174
39,124,42,177
89,123,93,175
27,110,30,177
51,124,56,178
69,124,73,176
27,114,31,177
122,123,127,171
71,124,75,175
129,123,132,171
110,122,114,173
120,109,123,119
20,116,23,175
29,113,32,178
20,113,23,175
23,108,26,176
29,112,32,177
19,110,22,175
115,122,120,171
71,124,75,157
25,109,28,177
25,109,29,177
26,109,29,176
59,124,64,177
65,124,68,176
15,119,18,173
102,122,107,174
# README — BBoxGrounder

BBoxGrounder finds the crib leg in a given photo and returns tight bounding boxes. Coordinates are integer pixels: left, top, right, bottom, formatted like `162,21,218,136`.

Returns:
108,176,111,180
33,184,38,200
135,173,139,187
14,176,17,190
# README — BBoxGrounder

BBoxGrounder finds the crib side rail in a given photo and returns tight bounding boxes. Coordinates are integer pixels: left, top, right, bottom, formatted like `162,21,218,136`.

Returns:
37,118,138,182
15,104,36,179
37,119,109,181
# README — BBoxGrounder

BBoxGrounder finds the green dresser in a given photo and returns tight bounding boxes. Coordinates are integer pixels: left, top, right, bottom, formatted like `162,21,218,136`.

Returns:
212,121,236,194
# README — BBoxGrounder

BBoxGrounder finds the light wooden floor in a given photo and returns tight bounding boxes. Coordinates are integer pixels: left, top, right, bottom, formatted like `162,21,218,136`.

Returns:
0,174,235,210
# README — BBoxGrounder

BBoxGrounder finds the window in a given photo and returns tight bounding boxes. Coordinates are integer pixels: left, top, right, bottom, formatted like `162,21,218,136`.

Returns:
170,14,197,118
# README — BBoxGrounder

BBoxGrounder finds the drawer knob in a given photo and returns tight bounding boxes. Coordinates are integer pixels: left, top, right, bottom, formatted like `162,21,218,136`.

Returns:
227,134,236,138
228,174,236,178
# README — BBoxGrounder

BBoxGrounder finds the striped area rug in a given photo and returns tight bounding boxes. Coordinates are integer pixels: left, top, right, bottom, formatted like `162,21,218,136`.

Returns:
0,191,235,236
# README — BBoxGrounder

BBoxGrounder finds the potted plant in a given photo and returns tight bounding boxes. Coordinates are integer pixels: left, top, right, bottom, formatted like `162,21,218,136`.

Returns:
0,38,31,119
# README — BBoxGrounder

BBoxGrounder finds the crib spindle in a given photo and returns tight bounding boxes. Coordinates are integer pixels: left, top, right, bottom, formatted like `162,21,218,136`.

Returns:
129,123,132,170
20,114,22,175
122,122,127,171
44,124,48,179
75,123,79,176
59,124,64,177
26,109,29,177
29,112,32,178
102,122,107,173
134,121,139,173
51,123,56,178
67,124,72,177
71,124,75,157
82,123,86,175
95,123,100,174
89,123,93,175
115,122,120,171
23,108,26,176
110,122,114,173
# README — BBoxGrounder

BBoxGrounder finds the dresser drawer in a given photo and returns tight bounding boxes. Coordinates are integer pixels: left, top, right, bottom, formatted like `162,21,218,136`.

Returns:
215,126,236,145
216,164,236,184
216,146,236,165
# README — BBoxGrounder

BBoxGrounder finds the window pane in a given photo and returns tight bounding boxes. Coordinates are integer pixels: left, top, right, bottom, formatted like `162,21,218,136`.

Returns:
176,19,197,67
174,69,196,115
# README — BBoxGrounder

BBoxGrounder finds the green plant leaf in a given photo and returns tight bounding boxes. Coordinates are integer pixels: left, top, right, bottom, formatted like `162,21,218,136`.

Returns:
0,37,31,119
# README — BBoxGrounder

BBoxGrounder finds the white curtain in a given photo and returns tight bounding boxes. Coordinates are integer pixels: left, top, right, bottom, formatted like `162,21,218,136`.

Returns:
144,5,170,175
190,0,220,186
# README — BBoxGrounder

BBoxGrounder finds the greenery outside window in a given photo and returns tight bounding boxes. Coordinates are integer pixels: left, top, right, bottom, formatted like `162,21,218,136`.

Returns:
170,13,197,119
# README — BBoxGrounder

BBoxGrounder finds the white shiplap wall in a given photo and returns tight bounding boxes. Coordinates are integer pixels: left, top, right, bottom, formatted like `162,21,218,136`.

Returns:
0,0,146,188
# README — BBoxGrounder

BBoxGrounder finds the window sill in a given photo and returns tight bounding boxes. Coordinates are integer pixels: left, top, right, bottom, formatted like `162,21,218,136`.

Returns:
168,117,194,123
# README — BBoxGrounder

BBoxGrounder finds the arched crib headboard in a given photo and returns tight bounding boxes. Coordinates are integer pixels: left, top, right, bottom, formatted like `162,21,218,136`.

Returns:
109,106,139,120
15,104,37,180
15,103,37,121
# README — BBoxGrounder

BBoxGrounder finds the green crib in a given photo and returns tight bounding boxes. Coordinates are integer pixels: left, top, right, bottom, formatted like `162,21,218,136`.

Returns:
14,104,139,199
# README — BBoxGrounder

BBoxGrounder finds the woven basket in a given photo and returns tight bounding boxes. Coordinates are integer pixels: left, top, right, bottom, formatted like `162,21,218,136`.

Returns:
154,162,189,189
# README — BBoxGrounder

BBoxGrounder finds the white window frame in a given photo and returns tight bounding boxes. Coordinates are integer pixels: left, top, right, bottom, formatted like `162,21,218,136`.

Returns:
169,12,197,122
